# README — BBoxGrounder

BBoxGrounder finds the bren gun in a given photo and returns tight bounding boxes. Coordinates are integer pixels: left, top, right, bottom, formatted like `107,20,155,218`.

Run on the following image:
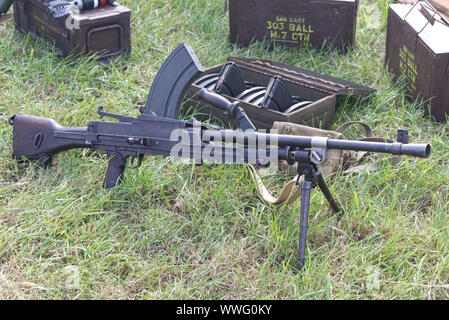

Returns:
9,45,431,271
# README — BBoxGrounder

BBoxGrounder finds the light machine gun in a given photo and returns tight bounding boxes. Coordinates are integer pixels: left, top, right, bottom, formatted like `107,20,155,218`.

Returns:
9,45,431,271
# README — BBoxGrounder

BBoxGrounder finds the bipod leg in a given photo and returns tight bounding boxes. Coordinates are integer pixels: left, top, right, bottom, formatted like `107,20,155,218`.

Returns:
298,175,313,272
315,170,340,214
296,164,341,272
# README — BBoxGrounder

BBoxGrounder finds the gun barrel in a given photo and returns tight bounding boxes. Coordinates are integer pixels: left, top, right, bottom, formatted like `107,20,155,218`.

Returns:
277,134,431,158
326,139,431,158
274,134,430,158
203,130,431,159
400,143,431,158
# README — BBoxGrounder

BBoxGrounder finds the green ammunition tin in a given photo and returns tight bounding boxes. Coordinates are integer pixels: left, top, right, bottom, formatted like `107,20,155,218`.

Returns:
13,0,131,60
229,0,359,51
386,1,449,122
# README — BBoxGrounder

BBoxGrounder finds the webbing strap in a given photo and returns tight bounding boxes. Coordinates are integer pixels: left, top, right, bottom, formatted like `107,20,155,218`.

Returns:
248,122,403,206
247,164,304,205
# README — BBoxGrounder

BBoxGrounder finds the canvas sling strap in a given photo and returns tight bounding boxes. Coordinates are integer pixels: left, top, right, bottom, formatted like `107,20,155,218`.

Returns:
248,121,403,206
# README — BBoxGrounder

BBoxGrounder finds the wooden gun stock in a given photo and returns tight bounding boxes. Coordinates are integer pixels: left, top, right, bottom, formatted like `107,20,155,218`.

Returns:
10,114,89,164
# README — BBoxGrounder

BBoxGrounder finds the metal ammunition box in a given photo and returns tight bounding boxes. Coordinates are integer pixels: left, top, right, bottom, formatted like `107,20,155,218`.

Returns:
229,0,359,51
13,0,131,60
386,1,449,122
186,57,374,130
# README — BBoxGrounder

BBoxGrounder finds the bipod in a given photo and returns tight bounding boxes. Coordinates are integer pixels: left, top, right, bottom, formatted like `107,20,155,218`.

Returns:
296,162,340,272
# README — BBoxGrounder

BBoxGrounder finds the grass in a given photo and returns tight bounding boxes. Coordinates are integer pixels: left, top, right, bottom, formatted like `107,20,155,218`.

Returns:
0,0,448,299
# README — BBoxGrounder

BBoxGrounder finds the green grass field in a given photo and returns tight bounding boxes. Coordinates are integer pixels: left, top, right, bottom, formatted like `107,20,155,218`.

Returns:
0,0,448,299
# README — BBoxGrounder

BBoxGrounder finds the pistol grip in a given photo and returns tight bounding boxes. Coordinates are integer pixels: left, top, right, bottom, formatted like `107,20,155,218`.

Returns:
104,152,126,189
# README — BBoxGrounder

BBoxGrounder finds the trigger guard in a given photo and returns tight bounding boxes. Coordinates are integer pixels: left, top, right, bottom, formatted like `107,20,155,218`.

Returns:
127,155,143,169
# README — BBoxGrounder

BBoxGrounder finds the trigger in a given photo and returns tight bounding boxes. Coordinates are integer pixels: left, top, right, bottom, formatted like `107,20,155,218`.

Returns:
128,154,144,169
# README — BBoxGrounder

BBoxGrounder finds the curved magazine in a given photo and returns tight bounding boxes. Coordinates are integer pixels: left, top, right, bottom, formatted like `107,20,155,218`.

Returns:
144,44,205,118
